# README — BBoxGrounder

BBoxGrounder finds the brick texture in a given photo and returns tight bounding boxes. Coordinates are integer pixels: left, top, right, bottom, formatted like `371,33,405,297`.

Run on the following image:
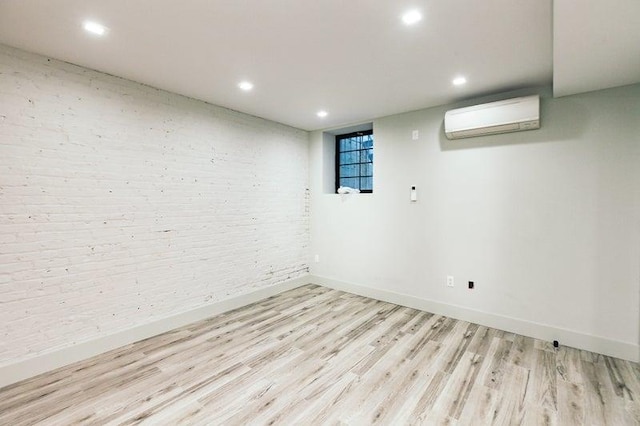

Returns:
0,45,309,366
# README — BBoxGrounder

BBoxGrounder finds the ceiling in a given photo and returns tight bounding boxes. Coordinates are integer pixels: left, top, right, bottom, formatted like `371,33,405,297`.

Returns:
0,1,637,131
553,0,640,98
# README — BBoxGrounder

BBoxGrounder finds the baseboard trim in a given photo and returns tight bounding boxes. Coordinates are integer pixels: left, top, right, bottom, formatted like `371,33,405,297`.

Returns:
310,274,639,363
3,274,636,389
0,276,309,389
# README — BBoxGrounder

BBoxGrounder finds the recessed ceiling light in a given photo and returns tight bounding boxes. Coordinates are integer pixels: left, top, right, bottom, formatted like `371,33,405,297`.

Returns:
83,21,107,36
402,10,422,25
317,110,328,118
238,81,254,91
453,76,467,86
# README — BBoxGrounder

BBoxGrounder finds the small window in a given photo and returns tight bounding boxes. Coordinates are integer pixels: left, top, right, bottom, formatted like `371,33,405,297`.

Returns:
335,130,373,193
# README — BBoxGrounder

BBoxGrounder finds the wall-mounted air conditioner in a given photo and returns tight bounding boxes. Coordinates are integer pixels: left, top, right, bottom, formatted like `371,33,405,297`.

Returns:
444,95,540,140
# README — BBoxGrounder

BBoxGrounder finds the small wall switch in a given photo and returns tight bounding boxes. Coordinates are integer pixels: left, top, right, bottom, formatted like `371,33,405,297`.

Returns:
468,281,474,289
447,276,454,287
410,186,417,202
314,254,320,263
412,130,419,140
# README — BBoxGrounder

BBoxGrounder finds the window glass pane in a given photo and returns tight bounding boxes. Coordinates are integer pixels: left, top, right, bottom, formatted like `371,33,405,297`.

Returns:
336,131,373,192
340,152,358,165
361,176,373,191
362,136,373,149
361,162,373,176
340,164,359,178
360,149,373,163
340,177,359,189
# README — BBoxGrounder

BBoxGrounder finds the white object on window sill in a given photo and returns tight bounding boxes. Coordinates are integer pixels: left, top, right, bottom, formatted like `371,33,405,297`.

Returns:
337,186,360,194
338,186,360,194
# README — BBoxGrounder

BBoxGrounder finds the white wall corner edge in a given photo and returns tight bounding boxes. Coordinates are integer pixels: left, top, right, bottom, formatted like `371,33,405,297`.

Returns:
309,275,639,363
0,275,311,390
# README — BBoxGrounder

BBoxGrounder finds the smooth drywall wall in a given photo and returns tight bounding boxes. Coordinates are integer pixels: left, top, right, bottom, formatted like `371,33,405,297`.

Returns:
310,85,640,357
0,45,309,367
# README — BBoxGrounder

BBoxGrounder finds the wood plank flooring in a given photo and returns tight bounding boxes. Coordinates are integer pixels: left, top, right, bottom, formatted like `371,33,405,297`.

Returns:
1,284,639,425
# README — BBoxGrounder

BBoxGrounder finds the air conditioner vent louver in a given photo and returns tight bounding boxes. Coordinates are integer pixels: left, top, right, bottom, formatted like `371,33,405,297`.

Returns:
445,95,540,140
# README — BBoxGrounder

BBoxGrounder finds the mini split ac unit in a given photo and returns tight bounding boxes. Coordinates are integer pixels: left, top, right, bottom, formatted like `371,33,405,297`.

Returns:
444,95,540,140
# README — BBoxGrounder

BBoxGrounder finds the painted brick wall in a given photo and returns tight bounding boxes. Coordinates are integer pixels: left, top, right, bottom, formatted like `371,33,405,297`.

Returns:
0,45,309,366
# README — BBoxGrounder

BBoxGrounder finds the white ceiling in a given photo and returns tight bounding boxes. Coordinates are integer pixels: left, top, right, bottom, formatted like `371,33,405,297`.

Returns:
0,1,637,131
553,0,640,98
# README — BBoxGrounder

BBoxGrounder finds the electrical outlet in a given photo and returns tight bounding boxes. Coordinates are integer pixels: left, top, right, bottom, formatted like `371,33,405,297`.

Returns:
314,254,320,263
412,130,419,140
447,276,454,287
468,281,474,289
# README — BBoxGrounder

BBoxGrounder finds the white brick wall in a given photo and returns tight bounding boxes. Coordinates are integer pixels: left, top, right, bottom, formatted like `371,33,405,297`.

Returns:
0,45,309,366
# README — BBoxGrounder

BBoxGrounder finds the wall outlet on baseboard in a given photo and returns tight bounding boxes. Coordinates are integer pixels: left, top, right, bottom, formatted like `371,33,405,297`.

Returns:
447,276,454,287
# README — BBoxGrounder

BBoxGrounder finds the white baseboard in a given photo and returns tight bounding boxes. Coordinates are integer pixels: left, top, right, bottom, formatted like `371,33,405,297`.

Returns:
0,276,309,389
3,274,636,390
309,274,639,363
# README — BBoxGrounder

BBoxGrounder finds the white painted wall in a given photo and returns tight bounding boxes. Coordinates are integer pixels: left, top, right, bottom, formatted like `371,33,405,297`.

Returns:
310,85,640,357
1,40,638,371
0,45,309,367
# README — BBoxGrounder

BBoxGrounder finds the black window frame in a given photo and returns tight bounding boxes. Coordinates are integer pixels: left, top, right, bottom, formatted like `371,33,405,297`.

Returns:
335,130,373,193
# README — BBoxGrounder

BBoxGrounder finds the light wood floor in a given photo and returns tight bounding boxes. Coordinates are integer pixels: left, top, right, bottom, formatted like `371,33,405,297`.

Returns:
1,285,639,425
